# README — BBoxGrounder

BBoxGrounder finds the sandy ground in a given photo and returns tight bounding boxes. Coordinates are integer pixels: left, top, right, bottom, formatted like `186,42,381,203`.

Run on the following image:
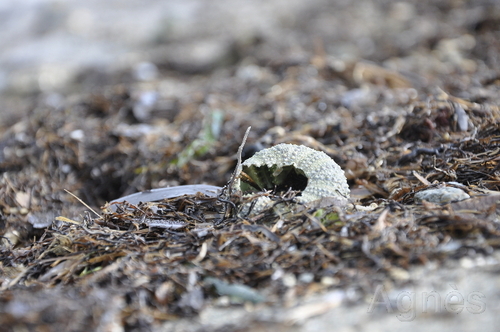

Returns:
159,261,500,332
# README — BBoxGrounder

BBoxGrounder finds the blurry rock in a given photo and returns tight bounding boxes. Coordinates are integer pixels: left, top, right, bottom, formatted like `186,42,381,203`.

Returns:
132,91,158,122
414,187,470,204
236,64,268,82
205,277,265,304
341,87,373,109
453,103,469,132
153,39,236,73
133,62,159,81
113,123,155,139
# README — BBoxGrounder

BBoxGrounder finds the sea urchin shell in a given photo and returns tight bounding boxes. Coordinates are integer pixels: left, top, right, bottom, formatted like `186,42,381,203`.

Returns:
234,144,349,215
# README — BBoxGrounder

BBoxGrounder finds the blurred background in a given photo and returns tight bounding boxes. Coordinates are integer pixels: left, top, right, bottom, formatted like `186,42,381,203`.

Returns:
2,0,497,124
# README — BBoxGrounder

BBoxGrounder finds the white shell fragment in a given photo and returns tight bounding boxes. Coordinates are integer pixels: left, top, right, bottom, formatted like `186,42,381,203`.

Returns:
414,187,470,204
235,144,350,215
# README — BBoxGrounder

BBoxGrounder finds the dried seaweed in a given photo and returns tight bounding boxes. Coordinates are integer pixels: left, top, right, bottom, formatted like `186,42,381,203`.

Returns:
1,3,500,329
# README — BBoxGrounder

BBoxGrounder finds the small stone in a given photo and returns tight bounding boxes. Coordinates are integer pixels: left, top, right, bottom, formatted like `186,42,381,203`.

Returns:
388,267,410,281
414,187,470,204
282,273,297,288
298,272,314,284
320,276,339,286
133,62,159,81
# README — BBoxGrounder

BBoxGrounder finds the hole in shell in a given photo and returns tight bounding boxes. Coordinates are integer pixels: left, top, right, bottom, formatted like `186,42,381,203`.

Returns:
240,164,309,195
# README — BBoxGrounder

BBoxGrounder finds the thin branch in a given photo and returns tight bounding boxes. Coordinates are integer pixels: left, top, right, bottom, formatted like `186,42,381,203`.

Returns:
64,189,101,218
220,126,251,218
225,126,251,198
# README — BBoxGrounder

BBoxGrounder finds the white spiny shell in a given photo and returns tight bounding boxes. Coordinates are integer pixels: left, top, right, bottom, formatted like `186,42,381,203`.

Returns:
235,144,349,215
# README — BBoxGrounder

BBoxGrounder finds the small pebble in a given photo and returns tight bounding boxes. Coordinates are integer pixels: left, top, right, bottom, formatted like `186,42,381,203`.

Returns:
133,62,159,81
320,276,339,286
282,273,297,288
69,129,85,141
298,272,314,284
414,187,470,204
